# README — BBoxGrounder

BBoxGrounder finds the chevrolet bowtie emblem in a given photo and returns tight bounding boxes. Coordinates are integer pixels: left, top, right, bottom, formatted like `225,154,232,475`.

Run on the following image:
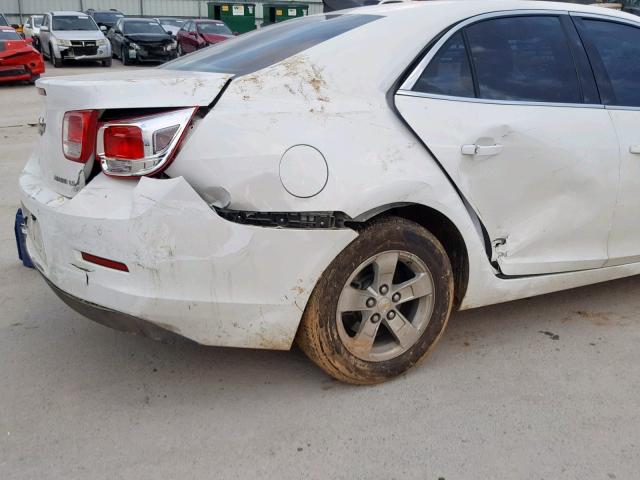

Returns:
37,117,46,135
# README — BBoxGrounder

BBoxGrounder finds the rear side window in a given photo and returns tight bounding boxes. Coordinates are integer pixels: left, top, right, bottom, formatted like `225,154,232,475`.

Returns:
578,19,640,107
163,14,380,75
465,16,581,103
413,32,474,98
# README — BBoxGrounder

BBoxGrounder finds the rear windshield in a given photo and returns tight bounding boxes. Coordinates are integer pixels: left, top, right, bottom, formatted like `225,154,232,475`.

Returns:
197,22,232,35
163,14,380,75
52,15,98,31
124,20,167,35
0,30,21,40
94,12,123,23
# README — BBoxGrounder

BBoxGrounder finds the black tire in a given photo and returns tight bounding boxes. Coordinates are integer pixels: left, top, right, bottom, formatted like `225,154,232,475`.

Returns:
50,47,62,68
102,58,112,67
296,217,454,384
121,46,131,65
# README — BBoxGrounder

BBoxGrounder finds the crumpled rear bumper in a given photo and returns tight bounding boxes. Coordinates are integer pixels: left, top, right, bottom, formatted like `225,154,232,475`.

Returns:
0,50,44,82
19,157,357,349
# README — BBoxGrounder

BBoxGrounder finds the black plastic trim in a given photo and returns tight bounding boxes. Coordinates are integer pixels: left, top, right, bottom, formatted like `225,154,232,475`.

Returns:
42,275,187,344
214,207,352,229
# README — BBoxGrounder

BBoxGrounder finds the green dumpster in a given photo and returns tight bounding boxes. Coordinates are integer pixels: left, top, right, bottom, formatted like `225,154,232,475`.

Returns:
207,2,256,34
262,3,309,26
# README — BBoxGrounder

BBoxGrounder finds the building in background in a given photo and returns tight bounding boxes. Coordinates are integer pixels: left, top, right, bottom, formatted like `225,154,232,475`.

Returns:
0,0,323,28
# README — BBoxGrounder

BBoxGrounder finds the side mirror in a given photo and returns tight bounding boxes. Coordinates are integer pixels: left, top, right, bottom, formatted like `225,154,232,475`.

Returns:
100,25,107,32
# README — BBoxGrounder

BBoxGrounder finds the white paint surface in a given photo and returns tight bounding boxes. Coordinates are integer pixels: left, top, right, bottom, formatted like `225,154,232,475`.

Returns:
279,145,328,198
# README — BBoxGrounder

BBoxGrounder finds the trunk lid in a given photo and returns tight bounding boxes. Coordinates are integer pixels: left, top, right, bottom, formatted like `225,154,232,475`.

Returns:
35,69,232,198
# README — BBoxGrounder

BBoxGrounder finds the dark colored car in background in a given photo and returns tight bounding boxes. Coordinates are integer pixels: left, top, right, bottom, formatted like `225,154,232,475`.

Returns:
176,19,233,56
85,9,124,31
108,17,177,64
0,26,44,84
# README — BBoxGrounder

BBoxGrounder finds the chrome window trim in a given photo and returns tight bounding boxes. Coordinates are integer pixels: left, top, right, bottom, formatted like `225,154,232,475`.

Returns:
396,89,605,109
605,105,640,112
400,8,640,108
568,10,640,28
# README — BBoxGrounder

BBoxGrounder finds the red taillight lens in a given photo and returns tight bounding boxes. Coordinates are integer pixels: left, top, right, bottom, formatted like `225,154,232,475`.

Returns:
62,110,98,163
104,125,145,160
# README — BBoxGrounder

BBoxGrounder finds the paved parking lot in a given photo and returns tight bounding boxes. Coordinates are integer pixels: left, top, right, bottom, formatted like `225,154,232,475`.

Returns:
1,59,640,479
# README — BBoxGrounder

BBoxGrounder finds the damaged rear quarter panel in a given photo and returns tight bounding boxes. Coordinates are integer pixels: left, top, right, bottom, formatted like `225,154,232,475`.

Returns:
21,168,357,349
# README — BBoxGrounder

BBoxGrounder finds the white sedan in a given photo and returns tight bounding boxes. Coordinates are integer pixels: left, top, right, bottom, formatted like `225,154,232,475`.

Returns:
17,1,640,383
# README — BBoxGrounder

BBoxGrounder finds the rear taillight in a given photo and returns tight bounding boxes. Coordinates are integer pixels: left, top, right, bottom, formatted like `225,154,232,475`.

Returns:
97,107,196,177
62,110,99,163
104,126,144,159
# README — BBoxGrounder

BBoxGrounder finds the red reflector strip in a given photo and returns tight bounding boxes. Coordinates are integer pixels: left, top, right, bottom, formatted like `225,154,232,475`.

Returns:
81,252,129,272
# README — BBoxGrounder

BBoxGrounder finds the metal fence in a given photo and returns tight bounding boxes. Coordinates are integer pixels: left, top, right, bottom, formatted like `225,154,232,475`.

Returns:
0,0,324,24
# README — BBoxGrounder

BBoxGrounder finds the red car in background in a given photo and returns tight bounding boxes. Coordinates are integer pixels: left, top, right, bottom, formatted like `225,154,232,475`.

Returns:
0,26,44,84
176,19,234,56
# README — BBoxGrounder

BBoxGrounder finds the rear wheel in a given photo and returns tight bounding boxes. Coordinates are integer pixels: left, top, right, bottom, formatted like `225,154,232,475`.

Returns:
296,217,454,384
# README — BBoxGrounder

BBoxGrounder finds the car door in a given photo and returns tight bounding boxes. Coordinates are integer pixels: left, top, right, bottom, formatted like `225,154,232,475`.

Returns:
110,19,122,54
573,15,640,266
187,22,199,52
177,23,187,51
395,13,620,276
23,17,31,37
183,21,192,52
39,14,50,52
181,21,191,52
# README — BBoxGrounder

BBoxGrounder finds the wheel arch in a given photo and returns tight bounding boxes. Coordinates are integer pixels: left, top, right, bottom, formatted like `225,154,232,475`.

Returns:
353,202,469,310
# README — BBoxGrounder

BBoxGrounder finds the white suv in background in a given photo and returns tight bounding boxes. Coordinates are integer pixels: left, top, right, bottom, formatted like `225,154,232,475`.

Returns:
39,11,111,67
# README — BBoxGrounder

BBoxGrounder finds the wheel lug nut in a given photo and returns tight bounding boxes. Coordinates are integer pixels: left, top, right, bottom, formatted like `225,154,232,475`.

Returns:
392,292,401,303
366,297,376,308
371,313,381,323
379,284,389,295
386,310,396,320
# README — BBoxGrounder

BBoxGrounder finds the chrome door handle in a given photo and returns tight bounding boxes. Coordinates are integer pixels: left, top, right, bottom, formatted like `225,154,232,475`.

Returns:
461,144,503,156
630,145,640,154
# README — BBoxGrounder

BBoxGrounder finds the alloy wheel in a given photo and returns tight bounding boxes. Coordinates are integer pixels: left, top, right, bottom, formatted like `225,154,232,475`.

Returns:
336,250,435,362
